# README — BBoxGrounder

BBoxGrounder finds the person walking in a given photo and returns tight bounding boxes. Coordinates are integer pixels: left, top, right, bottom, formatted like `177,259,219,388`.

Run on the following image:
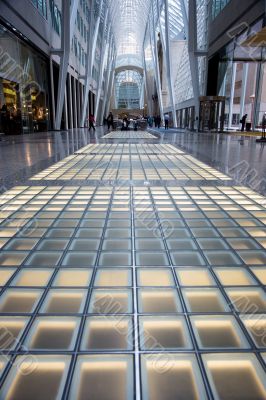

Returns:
157,115,161,129
240,114,248,132
107,112,114,130
164,113,169,130
148,116,153,128
88,113,96,131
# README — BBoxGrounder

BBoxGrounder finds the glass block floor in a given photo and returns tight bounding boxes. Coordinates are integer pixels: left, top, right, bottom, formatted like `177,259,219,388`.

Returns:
0,137,266,399
103,131,157,139
75,144,184,155
30,153,231,181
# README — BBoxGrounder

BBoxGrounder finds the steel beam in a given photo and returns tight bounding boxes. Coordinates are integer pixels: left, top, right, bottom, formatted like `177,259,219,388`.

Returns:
54,0,79,130
81,0,105,127
95,12,110,123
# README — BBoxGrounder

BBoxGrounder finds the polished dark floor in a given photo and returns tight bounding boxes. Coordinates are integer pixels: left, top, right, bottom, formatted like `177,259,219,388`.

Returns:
0,127,266,194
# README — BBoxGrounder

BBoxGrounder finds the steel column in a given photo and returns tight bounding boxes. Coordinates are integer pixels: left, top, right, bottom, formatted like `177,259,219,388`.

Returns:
81,0,105,127
54,0,79,130
150,11,164,122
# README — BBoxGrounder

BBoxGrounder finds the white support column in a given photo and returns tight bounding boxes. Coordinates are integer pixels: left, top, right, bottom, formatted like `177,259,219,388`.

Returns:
163,0,177,127
49,56,56,129
228,62,237,130
81,0,105,127
239,63,249,119
142,49,152,116
54,0,79,130
64,87,69,130
68,74,74,129
150,11,164,122
73,77,78,128
140,80,145,109
105,57,116,116
95,12,110,123
100,44,116,123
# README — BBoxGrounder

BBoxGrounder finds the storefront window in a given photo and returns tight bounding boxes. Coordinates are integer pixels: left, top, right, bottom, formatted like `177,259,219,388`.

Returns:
0,25,49,135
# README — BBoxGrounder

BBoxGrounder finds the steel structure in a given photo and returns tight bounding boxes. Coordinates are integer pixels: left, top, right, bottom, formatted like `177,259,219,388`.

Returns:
52,0,208,129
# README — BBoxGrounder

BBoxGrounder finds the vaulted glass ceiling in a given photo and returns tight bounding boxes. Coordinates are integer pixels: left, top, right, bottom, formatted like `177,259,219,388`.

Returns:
107,0,186,68
108,0,151,57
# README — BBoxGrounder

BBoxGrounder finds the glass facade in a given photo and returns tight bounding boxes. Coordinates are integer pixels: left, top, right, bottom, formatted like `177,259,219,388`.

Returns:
31,0,47,18
0,24,49,134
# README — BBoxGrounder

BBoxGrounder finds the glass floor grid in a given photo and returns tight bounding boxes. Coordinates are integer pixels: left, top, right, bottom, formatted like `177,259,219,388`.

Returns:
30,154,231,181
0,185,265,397
1,127,266,400
75,143,184,155
103,131,157,139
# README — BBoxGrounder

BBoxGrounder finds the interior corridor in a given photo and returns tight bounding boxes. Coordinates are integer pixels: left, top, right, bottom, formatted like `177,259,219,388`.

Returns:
0,130,265,399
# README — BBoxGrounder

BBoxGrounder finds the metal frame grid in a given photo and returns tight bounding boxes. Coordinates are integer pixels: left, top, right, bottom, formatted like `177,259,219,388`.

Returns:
29,153,231,182
0,184,266,398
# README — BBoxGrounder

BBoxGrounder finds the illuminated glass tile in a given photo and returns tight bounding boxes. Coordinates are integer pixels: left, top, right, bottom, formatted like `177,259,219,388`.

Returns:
202,354,266,400
81,317,133,350
0,289,43,313
25,251,62,266
1,355,70,400
226,288,266,312
191,315,249,348
0,252,28,266
137,269,174,286
139,316,192,349
0,269,16,286
94,269,132,287
53,269,92,287
24,317,80,350
89,289,132,314
61,252,97,266
41,289,87,314
69,355,134,400
141,354,207,400
11,269,53,287
214,267,257,286
241,315,266,348
238,251,266,265
5,238,39,251
0,317,29,350
182,288,229,312
176,268,215,286
37,239,69,251
138,289,182,313
250,267,266,285
136,251,169,266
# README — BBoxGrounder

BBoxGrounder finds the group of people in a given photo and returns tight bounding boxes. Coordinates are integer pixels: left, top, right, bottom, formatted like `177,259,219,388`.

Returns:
88,112,115,131
147,113,170,129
